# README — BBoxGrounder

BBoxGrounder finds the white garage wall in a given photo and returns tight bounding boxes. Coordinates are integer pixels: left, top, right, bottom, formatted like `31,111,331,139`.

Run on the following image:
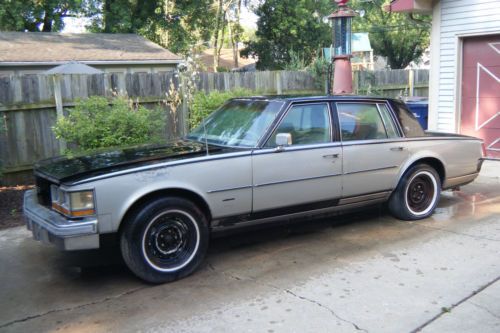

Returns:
428,0,500,132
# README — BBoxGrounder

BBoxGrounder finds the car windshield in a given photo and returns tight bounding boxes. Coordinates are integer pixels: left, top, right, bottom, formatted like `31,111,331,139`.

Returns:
187,99,284,147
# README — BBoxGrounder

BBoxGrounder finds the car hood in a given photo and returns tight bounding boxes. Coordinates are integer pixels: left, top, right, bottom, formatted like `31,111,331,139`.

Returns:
35,140,238,184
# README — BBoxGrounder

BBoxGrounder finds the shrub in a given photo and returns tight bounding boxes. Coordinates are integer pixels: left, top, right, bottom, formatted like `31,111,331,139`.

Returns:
189,88,255,129
53,96,166,153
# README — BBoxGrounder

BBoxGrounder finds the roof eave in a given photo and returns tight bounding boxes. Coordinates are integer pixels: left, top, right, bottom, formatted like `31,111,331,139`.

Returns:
0,59,183,67
383,0,433,14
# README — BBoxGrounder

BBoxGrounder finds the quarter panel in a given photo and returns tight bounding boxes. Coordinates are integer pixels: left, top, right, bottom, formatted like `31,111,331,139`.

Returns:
88,154,253,232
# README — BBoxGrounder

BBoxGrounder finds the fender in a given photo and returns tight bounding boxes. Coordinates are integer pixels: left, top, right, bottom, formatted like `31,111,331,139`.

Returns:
394,150,446,189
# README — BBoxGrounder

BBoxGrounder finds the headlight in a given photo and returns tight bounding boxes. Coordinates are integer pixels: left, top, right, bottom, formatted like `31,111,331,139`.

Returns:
51,186,95,217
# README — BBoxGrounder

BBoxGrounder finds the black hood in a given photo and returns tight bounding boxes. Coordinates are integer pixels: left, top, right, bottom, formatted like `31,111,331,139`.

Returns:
35,140,239,184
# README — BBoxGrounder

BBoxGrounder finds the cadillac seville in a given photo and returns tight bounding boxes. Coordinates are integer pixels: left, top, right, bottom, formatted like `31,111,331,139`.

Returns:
24,96,484,283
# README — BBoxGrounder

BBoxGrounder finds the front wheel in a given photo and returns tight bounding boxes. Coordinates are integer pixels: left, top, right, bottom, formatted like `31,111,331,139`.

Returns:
120,197,209,284
388,164,441,220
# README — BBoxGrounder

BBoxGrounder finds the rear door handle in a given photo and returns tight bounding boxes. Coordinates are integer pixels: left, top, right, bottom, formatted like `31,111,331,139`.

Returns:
390,147,405,151
323,153,339,158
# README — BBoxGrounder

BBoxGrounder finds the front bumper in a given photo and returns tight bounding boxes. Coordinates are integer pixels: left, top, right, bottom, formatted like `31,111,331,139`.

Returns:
23,190,99,250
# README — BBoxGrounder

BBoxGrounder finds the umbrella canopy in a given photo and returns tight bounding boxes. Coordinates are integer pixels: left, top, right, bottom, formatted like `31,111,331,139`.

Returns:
43,61,103,75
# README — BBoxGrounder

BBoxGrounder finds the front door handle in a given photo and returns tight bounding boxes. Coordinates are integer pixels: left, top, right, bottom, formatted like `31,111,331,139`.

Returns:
323,153,339,159
390,146,405,151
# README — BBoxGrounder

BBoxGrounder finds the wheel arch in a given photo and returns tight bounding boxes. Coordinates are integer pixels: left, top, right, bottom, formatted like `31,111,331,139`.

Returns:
398,156,446,189
118,188,213,234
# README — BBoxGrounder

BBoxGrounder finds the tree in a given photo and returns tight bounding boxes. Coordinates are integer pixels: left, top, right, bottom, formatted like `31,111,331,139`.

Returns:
0,0,95,32
351,0,430,69
90,0,216,56
241,0,331,70
0,0,93,32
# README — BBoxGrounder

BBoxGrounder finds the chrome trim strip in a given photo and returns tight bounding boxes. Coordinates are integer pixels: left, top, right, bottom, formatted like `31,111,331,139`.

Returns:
23,190,98,237
443,172,480,189
344,165,399,175
68,151,253,185
254,173,342,187
338,191,392,205
212,197,388,231
207,185,253,194
253,142,342,155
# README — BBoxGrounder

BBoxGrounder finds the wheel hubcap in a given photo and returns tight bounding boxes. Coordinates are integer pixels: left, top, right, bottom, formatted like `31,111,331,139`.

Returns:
407,174,435,213
142,210,200,272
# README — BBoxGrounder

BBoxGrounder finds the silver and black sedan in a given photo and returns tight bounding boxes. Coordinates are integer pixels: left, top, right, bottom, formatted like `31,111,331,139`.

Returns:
24,96,484,283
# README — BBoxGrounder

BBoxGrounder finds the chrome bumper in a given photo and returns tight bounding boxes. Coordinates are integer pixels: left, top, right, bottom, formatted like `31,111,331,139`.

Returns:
23,190,99,250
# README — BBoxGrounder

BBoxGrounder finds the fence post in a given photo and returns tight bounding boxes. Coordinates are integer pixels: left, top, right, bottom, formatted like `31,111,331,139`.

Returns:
408,69,415,97
180,75,188,137
275,71,282,95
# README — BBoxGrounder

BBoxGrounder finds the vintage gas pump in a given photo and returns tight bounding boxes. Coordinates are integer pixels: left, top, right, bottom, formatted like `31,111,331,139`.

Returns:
328,0,357,94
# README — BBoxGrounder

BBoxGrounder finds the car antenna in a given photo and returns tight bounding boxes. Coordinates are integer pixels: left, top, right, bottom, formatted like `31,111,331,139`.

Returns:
202,117,209,156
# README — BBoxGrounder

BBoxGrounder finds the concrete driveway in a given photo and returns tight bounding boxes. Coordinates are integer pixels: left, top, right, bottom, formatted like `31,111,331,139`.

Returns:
1,163,499,333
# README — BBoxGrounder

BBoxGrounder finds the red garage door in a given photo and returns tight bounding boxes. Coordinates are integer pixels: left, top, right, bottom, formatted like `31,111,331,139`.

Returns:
460,35,500,159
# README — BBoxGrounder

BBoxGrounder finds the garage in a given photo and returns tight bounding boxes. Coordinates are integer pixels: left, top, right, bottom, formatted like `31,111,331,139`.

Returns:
460,34,500,159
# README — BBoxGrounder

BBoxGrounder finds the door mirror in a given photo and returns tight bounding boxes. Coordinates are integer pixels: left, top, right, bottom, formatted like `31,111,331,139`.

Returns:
276,133,292,147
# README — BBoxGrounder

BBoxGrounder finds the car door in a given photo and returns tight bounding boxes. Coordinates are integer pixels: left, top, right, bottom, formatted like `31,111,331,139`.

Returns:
252,102,342,212
336,101,409,198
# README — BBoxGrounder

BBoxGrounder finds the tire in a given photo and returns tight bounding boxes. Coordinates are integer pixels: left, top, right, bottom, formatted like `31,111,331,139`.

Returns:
120,197,209,284
388,164,441,220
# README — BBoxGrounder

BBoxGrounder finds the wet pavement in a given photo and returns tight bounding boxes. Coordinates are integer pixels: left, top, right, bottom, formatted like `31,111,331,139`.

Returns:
0,162,499,333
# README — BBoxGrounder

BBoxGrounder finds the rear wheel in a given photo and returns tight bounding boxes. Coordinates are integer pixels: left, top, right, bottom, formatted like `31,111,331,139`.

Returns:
388,164,441,220
120,197,209,284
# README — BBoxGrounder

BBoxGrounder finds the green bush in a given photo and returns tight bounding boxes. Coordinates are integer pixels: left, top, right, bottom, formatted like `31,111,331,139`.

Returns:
189,88,255,129
53,96,166,153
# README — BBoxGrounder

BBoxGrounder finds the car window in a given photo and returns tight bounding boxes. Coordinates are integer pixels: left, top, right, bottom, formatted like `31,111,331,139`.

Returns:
337,103,388,141
391,100,426,137
266,103,331,146
377,103,400,138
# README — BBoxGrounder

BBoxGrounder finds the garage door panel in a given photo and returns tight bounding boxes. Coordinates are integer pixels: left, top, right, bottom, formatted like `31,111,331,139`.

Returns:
461,66,500,98
460,35,500,159
462,38,500,67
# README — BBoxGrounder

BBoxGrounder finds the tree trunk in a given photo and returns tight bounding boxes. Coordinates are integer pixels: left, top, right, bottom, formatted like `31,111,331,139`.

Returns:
231,0,241,68
103,0,112,33
41,9,53,32
213,0,224,72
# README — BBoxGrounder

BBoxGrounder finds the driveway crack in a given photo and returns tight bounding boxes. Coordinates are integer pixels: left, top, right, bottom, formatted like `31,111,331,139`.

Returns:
282,288,368,332
0,286,148,329
469,301,500,320
207,262,368,332
411,275,500,332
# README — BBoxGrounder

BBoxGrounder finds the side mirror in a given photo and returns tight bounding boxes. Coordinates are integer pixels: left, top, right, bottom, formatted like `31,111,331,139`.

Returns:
275,133,292,149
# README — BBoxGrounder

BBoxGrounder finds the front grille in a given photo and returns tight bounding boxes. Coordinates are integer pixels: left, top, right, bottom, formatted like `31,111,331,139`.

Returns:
35,176,53,207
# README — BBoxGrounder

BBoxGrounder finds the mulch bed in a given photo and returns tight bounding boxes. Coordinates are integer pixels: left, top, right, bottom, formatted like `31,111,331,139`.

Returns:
0,185,34,230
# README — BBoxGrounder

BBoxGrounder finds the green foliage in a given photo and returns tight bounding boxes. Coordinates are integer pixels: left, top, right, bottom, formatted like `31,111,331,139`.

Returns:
241,0,332,70
307,56,330,92
53,96,166,153
351,0,431,69
284,50,308,71
90,0,216,55
0,0,95,32
189,88,255,129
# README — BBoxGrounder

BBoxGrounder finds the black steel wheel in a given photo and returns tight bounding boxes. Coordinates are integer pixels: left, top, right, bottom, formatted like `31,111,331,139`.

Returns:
388,164,441,220
120,197,209,284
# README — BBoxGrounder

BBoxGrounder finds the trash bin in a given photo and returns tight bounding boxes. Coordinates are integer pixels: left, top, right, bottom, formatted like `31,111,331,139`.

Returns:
405,99,429,130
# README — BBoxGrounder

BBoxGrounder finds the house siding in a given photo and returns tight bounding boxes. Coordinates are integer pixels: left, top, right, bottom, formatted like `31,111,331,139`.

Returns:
429,0,500,132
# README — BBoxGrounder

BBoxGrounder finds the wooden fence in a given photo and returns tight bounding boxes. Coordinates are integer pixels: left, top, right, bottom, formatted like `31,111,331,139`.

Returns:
354,69,429,98
0,69,428,184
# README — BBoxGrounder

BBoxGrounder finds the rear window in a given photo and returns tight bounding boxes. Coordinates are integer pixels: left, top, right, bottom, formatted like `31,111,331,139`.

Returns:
392,100,425,137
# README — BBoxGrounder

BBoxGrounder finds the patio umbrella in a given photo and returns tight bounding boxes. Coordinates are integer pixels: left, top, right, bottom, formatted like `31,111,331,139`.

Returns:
43,61,103,119
43,61,103,152
44,61,103,75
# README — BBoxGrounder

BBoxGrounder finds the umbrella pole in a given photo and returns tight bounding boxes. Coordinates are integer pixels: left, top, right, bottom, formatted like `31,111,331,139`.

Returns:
52,75,67,153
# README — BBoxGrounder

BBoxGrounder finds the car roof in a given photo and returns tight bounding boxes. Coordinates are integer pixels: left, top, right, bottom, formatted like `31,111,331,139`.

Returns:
231,95,397,103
